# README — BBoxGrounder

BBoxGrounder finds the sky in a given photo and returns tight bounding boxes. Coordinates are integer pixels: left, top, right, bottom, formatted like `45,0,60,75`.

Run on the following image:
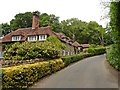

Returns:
0,0,109,27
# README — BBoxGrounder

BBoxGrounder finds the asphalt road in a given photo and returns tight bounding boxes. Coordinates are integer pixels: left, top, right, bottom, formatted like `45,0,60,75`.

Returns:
30,55,118,88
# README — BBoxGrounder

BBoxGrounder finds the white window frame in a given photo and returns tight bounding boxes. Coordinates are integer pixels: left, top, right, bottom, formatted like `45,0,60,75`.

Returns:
39,35,47,41
12,36,21,41
28,35,37,41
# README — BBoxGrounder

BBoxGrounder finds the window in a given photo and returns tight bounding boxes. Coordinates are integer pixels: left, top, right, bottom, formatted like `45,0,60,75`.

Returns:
12,36,21,41
39,35,47,41
62,50,65,56
28,36,37,41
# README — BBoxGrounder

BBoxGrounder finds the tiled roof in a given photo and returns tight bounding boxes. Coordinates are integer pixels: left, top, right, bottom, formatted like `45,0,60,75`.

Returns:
2,26,83,48
2,26,54,43
72,41,81,47
53,32,73,44
79,44,90,48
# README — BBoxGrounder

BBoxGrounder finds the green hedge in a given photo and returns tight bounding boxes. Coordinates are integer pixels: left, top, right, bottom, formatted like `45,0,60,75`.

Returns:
106,44,120,71
62,53,93,66
87,46,106,55
62,47,106,66
2,59,64,89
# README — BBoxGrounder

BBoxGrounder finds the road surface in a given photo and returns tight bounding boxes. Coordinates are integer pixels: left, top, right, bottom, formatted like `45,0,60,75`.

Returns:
30,55,118,88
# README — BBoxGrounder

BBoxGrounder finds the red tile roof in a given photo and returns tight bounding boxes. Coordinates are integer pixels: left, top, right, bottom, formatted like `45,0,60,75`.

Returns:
79,44,90,48
2,26,54,43
72,41,81,47
2,25,83,48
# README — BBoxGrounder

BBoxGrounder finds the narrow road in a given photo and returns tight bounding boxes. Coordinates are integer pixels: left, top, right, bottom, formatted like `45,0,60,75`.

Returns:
30,55,118,88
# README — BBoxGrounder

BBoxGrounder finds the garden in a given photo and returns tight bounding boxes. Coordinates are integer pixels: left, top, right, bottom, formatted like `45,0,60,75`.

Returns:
1,38,106,89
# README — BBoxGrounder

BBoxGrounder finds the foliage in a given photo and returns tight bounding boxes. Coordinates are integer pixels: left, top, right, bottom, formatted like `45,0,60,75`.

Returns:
60,18,107,45
1,23,11,35
40,13,61,32
10,12,33,30
62,46,106,66
2,59,64,88
87,46,106,55
62,53,96,66
106,1,120,71
3,41,61,60
106,44,119,71
46,36,66,49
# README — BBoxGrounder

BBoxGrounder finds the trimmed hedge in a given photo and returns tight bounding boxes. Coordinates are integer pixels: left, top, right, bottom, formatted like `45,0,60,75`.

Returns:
62,53,93,66
62,47,106,66
87,46,106,55
2,59,64,89
106,44,120,71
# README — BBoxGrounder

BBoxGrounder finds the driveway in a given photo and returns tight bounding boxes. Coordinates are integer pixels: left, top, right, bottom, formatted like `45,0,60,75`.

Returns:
30,55,118,88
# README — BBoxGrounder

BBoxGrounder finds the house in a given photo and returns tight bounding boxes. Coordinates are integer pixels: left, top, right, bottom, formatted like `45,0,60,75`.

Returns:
2,12,86,56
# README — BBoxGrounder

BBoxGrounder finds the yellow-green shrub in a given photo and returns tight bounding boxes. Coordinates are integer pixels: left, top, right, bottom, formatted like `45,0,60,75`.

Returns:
2,59,64,89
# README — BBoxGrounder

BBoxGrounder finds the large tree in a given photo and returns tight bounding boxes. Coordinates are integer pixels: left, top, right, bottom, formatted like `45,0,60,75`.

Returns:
10,12,33,31
60,18,106,45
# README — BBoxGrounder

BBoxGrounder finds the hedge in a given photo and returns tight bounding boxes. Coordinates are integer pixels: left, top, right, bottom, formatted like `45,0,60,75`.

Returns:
87,46,106,55
106,44,120,71
62,47,106,66
62,53,93,66
2,59,64,89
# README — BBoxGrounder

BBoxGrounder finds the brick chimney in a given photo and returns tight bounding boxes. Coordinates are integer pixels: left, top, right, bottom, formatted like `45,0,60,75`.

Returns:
32,12,40,30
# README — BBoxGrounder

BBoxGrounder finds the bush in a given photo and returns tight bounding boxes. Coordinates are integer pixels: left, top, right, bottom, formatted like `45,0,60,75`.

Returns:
62,53,93,66
2,59,64,89
106,44,120,71
62,46,106,66
3,41,62,60
87,46,106,55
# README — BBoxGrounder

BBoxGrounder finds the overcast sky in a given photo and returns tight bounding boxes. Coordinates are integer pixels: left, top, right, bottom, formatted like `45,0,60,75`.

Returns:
0,0,109,27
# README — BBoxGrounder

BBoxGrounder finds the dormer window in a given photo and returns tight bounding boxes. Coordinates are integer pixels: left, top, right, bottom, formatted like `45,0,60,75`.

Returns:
28,35,37,41
39,35,47,41
12,35,21,41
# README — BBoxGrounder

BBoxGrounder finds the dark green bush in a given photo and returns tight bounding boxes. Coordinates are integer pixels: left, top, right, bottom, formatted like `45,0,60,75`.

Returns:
2,59,64,88
106,44,120,71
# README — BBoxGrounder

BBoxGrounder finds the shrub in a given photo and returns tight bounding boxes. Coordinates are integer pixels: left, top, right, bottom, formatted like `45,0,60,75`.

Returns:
87,46,106,55
62,46,106,67
62,53,93,66
46,36,66,49
3,41,61,60
106,44,120,71
2,59,64,89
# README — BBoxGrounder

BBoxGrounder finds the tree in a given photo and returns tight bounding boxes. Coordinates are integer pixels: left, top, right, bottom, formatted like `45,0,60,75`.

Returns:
10,12,33,31
106,1,120,71
60,18,106,45
1,23,11,35
40,13,61,32
60,18,87,43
